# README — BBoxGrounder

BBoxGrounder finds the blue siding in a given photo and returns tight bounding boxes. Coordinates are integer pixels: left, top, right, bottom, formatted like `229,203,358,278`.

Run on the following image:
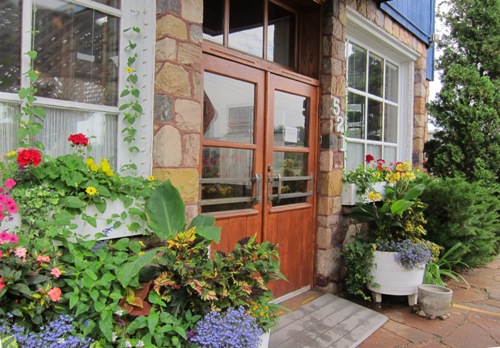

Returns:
381,0,436,80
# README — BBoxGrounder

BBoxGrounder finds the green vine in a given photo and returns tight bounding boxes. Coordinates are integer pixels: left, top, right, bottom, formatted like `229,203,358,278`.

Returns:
16,3,45,150
119,26,142,166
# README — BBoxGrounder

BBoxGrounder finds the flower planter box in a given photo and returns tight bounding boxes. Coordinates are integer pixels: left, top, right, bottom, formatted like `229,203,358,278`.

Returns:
1,199,145,240
341,182,387,206
259,331,270,348
367,251,425,306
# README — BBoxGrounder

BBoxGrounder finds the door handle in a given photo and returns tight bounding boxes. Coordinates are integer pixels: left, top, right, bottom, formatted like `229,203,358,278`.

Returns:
253,174,262,204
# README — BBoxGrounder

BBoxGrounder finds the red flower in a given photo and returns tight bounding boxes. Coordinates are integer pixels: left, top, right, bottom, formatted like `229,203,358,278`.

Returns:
17,149,41,167
365,154,375,163
377,159,385,165
68,133,89,146
0,277,5,291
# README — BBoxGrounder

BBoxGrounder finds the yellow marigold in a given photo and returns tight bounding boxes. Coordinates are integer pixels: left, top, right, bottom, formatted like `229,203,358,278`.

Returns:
147,175,155,181
126,67,133,73
86,186,98,196
367,191,382,201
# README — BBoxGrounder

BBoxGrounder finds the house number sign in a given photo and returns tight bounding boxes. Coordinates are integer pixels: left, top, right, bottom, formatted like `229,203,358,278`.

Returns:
331,96,346,152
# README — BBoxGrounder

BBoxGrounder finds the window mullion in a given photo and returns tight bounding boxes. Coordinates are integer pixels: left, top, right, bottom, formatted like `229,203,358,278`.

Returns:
20,0,34,90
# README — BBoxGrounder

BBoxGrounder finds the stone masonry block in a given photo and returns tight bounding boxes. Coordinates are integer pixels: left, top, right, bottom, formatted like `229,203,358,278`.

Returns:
152,168,199,202
153,125,182,166
156,14,187,40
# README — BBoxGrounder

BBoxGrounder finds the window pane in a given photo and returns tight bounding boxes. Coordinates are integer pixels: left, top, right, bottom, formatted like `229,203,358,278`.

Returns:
268,2,295,67
385,61,399,102
272,152,308,206
203,72,255,144
34,1,119,106
367,144,381,161
203,0,224,44
346,142,363,172
274,91,308,147
368,52,383,97
35,107,118,165
347,92,365,139
93,0,120,8
0,0,21,93
228,0,263,58
201,146,253,213
0,103,19,154
367,98,382,141
384,104,398,143
383,146,397,164
347,42,366,91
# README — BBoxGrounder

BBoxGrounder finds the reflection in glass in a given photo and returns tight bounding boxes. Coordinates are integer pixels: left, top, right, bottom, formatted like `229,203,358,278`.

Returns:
385,62,399,102
33,1,119,106
347,42,367,91
203,72,255,144
0,1,21,93
367,98,382,141
274,91,308,147
34,107,117,164
384,104,398,143
267,2,295,67
201,146,254,212
228,0,264,58
368,52,383,97
203,0,224,44
0,103,19,155
272,152,308,206
347,92,365,139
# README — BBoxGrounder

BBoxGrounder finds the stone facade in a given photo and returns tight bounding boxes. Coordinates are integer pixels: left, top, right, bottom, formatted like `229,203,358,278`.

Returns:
154,0,431,295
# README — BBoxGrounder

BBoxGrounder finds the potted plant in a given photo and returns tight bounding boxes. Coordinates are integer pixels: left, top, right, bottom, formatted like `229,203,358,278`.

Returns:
345,161,436,305
342,155,391,205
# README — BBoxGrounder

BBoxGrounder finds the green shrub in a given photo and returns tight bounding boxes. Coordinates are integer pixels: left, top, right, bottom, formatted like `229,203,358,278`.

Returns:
421,177,500,267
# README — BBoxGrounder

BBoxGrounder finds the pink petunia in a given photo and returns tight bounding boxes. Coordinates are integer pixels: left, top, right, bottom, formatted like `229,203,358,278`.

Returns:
4,179,16,190
0,231,10,241
14,247,26,259
6,198,17,214
51,268,62,279
8,234,19,244
36,255,51,263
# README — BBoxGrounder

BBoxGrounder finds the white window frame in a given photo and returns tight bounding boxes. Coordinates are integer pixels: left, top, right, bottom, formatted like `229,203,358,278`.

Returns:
0,0,155,176
346,7,419,167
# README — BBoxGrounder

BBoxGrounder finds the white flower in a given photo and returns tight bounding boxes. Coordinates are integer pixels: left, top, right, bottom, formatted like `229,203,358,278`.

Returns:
136,340,145,348
57,338,66,344
115,309,124,317
112,332,118,343
125,341,132,348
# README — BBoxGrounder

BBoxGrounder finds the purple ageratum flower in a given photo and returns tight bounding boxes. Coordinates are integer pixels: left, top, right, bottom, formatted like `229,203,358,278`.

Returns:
190,306,263,348
377,239,432,270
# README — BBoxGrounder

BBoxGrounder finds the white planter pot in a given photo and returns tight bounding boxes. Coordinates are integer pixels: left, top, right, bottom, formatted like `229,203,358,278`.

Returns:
258,331,270,348
417,284,453,316
1,199,145,240
341,182,386,206
367,251,425,306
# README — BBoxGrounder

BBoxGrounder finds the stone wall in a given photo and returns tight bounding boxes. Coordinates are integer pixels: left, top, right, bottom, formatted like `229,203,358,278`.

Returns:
315,0,431,294
154,0,204,221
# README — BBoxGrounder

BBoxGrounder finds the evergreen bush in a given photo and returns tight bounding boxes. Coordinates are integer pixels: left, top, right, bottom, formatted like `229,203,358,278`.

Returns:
420,177,500,267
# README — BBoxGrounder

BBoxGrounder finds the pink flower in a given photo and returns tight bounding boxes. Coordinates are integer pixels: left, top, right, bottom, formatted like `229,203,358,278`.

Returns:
4,179,16,190
6,198,17,214
14,247,26,259
0,231,10,242
51,268,62,279
8,234,19,244
48,287,62,302
377,159,385,165
0,277,5,291
36,255,51,263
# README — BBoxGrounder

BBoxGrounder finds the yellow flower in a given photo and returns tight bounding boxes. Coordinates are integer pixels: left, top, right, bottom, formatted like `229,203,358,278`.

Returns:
147,175,155,181
85,157,94,166
139,241,146,247
90,163,99,172
138,251,145,256
104,169,114,177
367,191,382,201
126,67,133,73
7,151,16,157
86,186,98,196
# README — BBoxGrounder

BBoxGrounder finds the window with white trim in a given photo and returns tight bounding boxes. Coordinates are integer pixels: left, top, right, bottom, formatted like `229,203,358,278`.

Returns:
345,9,418,172
0,0,154,175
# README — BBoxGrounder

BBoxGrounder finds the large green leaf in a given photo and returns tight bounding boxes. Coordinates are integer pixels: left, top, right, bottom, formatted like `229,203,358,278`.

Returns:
196,226,221,243
390,200,414,216
403,184,425,201
145,180,186,239
117,249,157,288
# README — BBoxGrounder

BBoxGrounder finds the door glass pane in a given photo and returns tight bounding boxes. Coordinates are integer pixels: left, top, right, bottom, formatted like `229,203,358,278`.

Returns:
35,107,118,165
204,72,255,144
368,52,383,97
367,98,382,141
267,2,295,67
272,152,308,206
347,92,365,139
228,0,264,57
385,61,399,102
0,103,19,154
201,146,253,213
203,0,224,44
383,146,397,164
347,42,367,91
384,104,398,143
34,1,119,106
274,91,308,147
0,0,21,93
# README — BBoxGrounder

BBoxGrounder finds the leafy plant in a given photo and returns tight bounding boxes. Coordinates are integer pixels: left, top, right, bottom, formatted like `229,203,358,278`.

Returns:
424,242,469,287
343,236,375,301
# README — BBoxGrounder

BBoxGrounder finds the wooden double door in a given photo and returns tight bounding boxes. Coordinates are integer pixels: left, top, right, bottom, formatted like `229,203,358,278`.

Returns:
201,54,318,299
